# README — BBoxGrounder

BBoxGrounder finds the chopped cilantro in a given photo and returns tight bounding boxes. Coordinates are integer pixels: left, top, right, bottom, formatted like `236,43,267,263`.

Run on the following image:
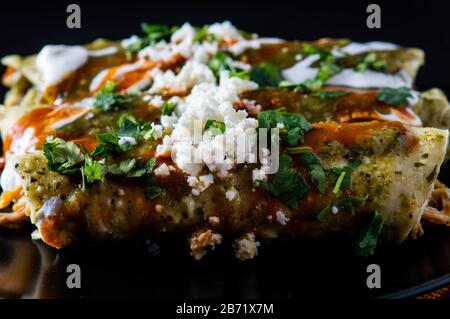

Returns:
208,51,235,79
161,101,177,116
317,195,365,221
356,211,383,257
83,156,106,183
301,152,327,194
328,159,361,191
43,136,85,175
377,87,412,106
332,171,346,194
249,64,282,87
208,51,247,80
192,27,216,43
141,23,178,41
317,204,333,221
258,110,311,146
94,81,136,112
117,115,158,141
126,23,178,54
282,44,341,91
229,70,250,80
312,90,349,100
355,52,386,72
107,158,150,177
117,115,141,138
91,132,131,158
145,158,162,199
261,154,309,209
204,119,226,134
286,146,313,154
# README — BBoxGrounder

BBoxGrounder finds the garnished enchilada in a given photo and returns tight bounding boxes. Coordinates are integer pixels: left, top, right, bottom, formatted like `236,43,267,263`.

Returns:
0,21,449,260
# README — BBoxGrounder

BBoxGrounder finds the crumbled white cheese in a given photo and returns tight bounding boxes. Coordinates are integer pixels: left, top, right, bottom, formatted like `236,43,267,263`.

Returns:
149,61,216,93
208,216,220,225
233,232,260,261
189,229,223,260
155,204,164,213
225,188,237,201
147,95,164,107
149,123,164,140
160,114,178,129
187,174,215,195
154,163,171,177
276,210,290,225
157,71,259,178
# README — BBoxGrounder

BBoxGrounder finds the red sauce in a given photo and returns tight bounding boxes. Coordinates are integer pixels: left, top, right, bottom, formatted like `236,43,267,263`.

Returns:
3,105,93,156
305,121,407,150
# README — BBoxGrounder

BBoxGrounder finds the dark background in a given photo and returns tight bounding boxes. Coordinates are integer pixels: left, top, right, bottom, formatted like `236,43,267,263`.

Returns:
0,0,450,95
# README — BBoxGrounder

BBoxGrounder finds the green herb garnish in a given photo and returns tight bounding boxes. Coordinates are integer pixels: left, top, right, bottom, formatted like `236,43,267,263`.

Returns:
161,101,177,116
43,136,85,175
257,110,311,146
91,132,131,158
204,119,226,134
249,64,282,87
355,52,386,72
301,152,327,194
356,211,383,257
377,87,412,106
94,81,136,112
261,154,309,209
312,90,349,100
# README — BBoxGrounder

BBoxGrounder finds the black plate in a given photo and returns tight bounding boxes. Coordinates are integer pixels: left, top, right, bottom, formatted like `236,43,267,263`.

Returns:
0,219,449,299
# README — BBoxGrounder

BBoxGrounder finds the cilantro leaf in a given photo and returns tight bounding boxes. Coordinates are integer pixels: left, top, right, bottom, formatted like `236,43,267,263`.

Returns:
83,156,106,183
145,158,162,199
249,64,282,87
328,159,362,192
377,87,412,106
107,158,149,177
281,44,340,91
192,27,216,43
91,132,131,158
117,115,141,138
94,81,136,112
161,101,177,116
208,51,236,79
261,154,309,209
126,23,178,54
43,136,85,175
356,211,383,257
301,152,327,194
258,110,311,146
312,90,349,100
317,195,365,221
316,55,341,82
229,70,250,80
355,52,386,72
117,115,157,141
141,23,177,41
204,119,226,134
